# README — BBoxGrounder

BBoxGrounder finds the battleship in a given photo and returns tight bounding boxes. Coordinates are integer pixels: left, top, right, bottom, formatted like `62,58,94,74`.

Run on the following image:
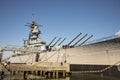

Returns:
0,19,120,78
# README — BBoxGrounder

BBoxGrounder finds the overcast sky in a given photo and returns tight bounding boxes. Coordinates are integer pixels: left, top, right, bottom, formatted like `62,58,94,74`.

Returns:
0,0,120,46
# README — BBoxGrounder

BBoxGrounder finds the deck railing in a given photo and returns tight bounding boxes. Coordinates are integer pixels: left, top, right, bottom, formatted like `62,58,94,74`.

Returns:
86,35,120,45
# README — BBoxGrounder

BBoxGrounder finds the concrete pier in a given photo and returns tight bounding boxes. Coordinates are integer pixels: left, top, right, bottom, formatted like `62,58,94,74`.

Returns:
0,62,70,78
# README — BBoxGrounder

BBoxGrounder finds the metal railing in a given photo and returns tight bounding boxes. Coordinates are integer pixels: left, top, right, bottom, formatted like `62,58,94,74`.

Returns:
86,35,120,45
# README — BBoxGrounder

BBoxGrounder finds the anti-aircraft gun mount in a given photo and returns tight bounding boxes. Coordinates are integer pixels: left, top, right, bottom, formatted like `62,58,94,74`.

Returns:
47,37,66,51
47,33,93,50
62,33,93,49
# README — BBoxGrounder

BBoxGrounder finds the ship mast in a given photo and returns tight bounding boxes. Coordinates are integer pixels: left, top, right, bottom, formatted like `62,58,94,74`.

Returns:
24,18,46,62
24,19,46,48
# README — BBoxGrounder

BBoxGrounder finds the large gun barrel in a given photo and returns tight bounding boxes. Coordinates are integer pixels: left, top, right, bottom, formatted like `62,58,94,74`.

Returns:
48,37,57,46
58,38,66,46
67,33,82,46
79,35,93,46
52,37,62,47
73,34,88,46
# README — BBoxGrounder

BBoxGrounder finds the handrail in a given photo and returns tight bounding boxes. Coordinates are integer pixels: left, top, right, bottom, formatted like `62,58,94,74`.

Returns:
86,35,120,45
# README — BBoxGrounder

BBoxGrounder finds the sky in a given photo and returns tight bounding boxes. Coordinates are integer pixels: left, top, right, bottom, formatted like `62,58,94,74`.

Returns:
0,0,120,46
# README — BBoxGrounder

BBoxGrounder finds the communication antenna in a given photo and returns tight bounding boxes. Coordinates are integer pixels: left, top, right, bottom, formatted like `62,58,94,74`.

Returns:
32,13,35,21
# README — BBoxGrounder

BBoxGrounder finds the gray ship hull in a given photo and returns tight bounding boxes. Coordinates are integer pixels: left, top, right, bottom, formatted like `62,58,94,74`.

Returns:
8,36,120,78
70,37,120,78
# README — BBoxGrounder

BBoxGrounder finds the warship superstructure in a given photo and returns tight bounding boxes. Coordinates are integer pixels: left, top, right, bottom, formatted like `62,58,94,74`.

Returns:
0,20,120,77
